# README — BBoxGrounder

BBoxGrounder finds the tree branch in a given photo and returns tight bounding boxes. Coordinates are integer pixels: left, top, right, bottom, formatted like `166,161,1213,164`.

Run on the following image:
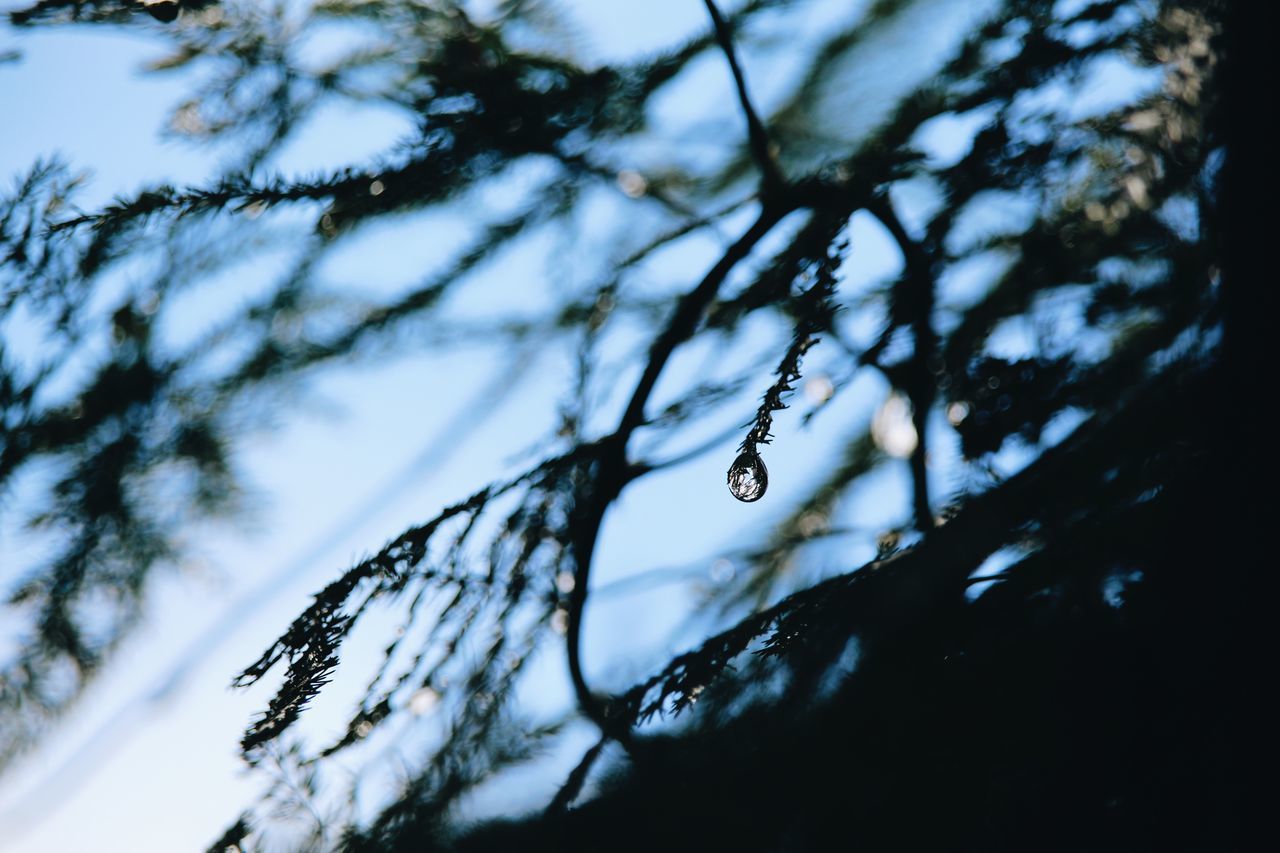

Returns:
865,194,937,533
618,206,788,436
545,735,608,815
702,0,784,194
611,360,1204,726
565,204,789,737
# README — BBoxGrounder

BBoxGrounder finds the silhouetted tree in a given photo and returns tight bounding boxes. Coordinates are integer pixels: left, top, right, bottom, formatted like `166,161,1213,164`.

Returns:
2,1,1245,850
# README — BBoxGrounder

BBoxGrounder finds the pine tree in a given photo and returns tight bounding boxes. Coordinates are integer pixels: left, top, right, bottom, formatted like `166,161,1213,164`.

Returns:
1,1,1243,850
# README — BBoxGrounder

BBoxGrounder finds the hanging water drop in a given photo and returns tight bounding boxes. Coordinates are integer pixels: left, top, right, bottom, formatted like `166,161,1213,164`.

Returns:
727,450,768,502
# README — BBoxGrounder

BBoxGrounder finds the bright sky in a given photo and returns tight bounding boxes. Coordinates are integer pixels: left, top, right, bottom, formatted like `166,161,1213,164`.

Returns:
0,1,1101,849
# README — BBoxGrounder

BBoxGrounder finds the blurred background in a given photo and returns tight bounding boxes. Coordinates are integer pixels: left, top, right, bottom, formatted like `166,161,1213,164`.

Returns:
0,1,1224,850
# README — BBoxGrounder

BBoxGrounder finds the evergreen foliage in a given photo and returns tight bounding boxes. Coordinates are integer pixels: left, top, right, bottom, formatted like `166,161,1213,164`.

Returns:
1,0,1241,849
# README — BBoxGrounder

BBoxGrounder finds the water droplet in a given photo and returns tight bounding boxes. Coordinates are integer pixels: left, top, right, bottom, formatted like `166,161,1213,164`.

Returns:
803,374,834,404
727,451,768,502
871,393,918,458
709,558,736,583
616,169,648,198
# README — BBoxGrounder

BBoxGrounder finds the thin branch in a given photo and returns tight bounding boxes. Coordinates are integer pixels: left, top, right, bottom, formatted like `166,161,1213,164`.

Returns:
619,206,788,436
865,194,937,533
616,193,757,270
552,150,705,223
635,421,743,475
701,0,784,193
565,204,790,738
545,736,608,815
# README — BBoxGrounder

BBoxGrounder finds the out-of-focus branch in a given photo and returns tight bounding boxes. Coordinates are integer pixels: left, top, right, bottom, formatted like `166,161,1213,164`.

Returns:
545,735,608,815
865,194,937,533
702,0,784,194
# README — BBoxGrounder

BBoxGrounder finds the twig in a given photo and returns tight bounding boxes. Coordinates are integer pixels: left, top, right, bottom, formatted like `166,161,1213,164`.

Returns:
610,361,1202,726
619,207,788,435
865,194,937,533
545,736,608,815
701,0,784,194
617,194,756,270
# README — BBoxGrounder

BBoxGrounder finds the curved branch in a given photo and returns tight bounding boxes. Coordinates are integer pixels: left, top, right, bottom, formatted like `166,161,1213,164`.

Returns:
619,207,788,436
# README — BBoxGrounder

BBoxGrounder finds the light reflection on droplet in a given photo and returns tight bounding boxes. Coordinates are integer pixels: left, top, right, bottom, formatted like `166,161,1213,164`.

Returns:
947,401,970,426
727,451,768,502
797,511,827,538
804,374,835,404
616,169,648,198
369,179,385,197
551,608,569,635
555,570,576,594
709,558,736,583
409,686,440,715
871,393,918,458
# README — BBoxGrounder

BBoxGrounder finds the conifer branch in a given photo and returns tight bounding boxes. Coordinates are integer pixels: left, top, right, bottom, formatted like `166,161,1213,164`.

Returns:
738,231,843,456
0,2,1225,843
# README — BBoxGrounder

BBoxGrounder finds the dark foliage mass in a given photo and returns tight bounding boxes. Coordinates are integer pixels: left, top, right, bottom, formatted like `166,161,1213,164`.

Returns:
1,0,1251,850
